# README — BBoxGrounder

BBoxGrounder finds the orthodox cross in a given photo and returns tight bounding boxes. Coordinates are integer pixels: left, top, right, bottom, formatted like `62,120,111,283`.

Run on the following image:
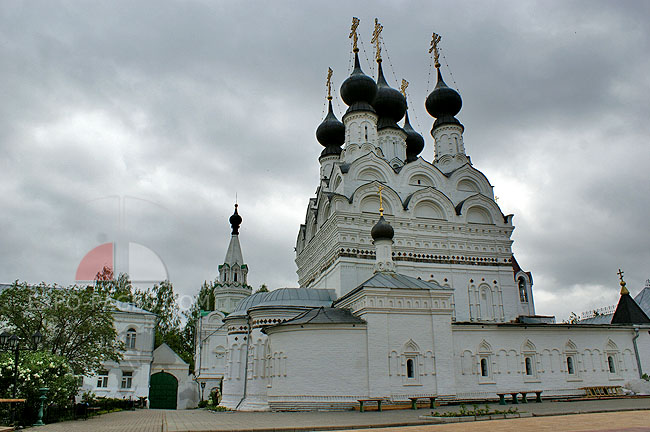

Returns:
371,18,383,62
429,32,442,68
378,184,384,216
400,79,409,97
349,17,360,52
617,268,629,295
326,67,333,100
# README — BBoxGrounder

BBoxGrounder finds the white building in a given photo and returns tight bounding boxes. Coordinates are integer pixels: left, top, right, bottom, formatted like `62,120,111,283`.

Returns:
194,204,253,401
80,301,156,402
199,26,650,411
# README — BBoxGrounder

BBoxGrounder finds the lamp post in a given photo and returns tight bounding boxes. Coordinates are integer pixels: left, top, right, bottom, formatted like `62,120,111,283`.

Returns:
200,381,206,402
0,330,43,426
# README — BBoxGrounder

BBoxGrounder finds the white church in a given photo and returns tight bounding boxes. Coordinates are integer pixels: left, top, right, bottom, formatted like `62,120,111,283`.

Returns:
194,21,650,411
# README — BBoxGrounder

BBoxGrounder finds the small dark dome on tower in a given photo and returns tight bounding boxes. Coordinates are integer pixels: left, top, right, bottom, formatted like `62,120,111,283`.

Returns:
372,62,407,130
403,111,424,162
371,215,394,241
316,100,345,157
340,52,377,113
229,204,242,235
425,69,462,128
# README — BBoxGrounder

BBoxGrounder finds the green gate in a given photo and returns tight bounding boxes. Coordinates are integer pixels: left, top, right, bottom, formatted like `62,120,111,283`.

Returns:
149,372,178,409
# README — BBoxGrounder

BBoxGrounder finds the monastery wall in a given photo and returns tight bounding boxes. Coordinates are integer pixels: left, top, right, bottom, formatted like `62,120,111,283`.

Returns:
451,324,645,399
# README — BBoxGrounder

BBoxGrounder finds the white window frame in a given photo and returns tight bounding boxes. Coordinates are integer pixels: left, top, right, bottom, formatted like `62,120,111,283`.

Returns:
96,370,109,388
125,328,137,350
121,371,133,389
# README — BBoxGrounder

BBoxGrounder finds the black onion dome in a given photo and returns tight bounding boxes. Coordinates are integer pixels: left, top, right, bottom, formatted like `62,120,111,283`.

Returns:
403,111,424,162
340,52,377,113
371,215,394,241
372,62,407,130
425,69,462,128
229,204,242,235
316,100,345,150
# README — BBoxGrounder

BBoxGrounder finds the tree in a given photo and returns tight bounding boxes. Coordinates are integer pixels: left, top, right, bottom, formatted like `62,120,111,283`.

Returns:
255,284,269,294
563,312,580,324
94,266,135,303
0,282,123,375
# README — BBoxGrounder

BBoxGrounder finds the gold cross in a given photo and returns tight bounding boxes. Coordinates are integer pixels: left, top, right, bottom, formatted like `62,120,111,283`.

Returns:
378,184,384,216
349,17,360,53
617,269,625,282
429,32,441,68
400,79,409,97
326,67,333,100
371,18,383,62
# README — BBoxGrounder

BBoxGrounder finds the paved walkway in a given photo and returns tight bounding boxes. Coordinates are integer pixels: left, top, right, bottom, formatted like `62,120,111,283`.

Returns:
28,398,650,432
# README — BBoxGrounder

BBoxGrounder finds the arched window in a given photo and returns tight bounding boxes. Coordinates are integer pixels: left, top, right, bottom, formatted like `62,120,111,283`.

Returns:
525,357,533,375
480,358,489,377
519,278,528,302
126,328,136,349
608,355,616,373
567,356,575,374
365,125,368,141
406,359,415,378
234,272,237,282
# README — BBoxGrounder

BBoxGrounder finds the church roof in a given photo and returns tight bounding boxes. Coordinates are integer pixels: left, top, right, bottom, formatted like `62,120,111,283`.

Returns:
334,272,451,305
266,307,365,331
611,291,650,324
223,234,244,266
228,288,337,318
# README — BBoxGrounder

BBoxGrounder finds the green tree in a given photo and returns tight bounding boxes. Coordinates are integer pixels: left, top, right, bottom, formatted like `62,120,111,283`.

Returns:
255,284,269,294
0,351,78,422
0,282,123,375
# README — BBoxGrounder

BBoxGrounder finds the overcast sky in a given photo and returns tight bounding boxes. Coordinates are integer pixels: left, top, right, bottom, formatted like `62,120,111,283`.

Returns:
1,0,648,320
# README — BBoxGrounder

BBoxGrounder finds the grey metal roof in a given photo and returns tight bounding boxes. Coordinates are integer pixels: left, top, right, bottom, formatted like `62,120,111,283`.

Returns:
113,300,156,316
635,287,650,314
359,272,450,290
229,288,337,318
334,271,451,305
578,314,613,325
274,307,366,326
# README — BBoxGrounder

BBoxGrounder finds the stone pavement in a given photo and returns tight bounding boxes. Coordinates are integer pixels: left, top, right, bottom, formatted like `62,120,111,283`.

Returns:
28,398,650,432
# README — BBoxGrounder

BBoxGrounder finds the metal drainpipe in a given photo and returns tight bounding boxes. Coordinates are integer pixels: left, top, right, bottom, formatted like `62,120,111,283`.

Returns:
632,327,643,378
235,316,252,410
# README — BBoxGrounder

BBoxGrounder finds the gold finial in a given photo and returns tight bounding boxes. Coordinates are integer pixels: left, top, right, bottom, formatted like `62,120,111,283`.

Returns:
350,17,360,53
378,184,384,216
326,67,333,101
617,269,629,295
400,79,409,97
429,32,442,69
371,18,383,62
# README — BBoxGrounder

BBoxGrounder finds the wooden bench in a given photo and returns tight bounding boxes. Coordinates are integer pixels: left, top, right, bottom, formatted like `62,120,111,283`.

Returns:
357,398,384,412
408,396,437,410
580,386,623,398
497,391,542,405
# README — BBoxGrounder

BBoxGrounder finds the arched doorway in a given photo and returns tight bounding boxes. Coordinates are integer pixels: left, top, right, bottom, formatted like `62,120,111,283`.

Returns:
149,372,178,409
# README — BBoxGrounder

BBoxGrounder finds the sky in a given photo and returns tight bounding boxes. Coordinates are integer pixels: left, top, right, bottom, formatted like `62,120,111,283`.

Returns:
1,0,648,321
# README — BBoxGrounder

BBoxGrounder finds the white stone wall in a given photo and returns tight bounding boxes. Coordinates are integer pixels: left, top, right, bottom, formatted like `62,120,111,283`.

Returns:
451,324,644,399
266,325,368,410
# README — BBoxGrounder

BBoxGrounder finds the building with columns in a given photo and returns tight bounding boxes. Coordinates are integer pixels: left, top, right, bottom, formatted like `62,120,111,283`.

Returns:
199,22,650,411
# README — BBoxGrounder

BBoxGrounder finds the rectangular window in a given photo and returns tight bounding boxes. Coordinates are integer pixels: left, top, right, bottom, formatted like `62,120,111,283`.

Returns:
97,370,109,388
121,371,133,389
